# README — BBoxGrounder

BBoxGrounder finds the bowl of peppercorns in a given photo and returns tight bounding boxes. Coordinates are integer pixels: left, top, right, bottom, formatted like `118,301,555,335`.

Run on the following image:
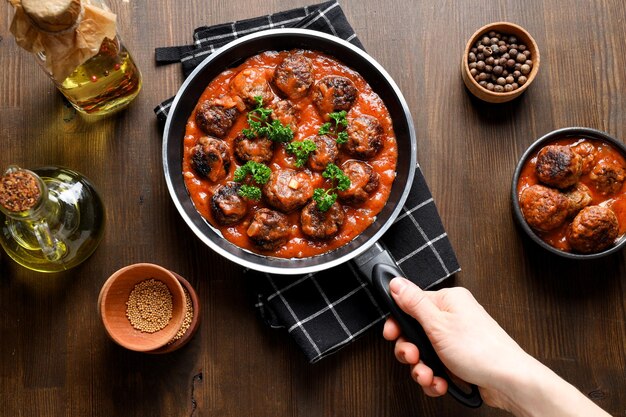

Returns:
462,22,540,103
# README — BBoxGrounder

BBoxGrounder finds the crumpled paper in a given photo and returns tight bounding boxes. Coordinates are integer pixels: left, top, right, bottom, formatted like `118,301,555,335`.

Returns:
8,0,117,82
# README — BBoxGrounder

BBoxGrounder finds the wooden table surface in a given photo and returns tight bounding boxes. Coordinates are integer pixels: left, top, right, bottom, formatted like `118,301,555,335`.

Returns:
1,0,625,416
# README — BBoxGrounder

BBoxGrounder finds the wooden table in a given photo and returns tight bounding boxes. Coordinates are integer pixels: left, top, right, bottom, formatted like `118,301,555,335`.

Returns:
1,0,625,415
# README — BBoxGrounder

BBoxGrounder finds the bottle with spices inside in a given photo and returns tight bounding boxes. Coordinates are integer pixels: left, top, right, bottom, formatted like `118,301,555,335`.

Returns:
0,166,105,273
8,0,142,116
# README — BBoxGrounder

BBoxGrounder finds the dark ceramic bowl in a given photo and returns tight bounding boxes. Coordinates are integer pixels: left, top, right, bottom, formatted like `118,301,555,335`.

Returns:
511,127,626,259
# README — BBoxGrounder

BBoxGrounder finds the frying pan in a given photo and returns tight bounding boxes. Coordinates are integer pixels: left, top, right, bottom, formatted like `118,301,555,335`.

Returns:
162,28,481,408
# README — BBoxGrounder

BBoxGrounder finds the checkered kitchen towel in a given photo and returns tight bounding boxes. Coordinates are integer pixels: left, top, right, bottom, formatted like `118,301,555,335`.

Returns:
154,0,460,363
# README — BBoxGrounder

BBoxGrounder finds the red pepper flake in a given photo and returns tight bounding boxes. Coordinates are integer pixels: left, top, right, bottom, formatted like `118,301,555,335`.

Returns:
91,75,98,82
0,170,41,213
114,63,121,71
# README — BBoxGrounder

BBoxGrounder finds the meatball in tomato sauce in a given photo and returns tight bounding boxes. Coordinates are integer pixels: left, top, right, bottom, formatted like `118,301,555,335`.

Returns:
273,52,314,99
567,205,619,253
233,133,274,164
307,135,338,172
195,96,240,138
535,145,582,189
300,201,345,239
588,159,625,196
312,75,357,117
345,115,384,159
211,182,248,225
190,136,231,182
264,169,314,213
270,99,299,132
519,184,570,232
337,160,379,204
231,67,274,108
247,208,290,250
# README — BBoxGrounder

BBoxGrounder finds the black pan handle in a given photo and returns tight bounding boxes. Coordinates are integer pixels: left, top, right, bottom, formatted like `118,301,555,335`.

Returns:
372,263,483,408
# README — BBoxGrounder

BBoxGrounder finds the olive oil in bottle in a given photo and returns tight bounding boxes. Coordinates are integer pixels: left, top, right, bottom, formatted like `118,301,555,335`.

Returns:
0,166,105,273
56,37,142,115
9,0,142,116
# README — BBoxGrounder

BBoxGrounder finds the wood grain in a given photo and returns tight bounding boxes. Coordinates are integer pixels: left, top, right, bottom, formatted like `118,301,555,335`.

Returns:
0,0,625,416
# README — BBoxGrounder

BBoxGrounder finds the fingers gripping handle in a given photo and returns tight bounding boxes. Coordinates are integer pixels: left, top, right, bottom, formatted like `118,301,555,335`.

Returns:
372,264,482,408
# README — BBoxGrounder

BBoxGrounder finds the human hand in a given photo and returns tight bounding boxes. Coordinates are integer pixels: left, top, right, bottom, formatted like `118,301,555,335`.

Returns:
382,277,531,409
383,278,613,416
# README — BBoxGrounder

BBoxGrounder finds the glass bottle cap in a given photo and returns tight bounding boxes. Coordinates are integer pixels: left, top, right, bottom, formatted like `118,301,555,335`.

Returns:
22,0,82,33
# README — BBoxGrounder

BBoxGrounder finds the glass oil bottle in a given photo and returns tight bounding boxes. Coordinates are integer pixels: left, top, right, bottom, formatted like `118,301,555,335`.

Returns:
0,166,105,273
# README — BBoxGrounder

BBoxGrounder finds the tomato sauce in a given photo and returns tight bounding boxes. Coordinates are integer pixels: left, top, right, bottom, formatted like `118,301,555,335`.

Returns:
182,50,398,258
517,138,626,252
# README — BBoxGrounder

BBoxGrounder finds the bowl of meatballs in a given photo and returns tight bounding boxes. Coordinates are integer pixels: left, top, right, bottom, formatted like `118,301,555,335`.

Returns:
512,127,626,259
162,29,416,274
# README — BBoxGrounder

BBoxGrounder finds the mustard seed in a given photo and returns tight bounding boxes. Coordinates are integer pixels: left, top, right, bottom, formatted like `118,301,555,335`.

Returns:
126,279,173,333
168,287,194,344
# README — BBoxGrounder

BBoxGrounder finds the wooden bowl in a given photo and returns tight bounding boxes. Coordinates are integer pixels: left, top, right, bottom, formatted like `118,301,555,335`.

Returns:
98,263,187,352
461,22,540,103
148,272,200,354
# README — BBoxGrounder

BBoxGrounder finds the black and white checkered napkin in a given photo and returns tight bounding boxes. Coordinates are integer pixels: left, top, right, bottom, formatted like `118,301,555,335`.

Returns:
154,0,460,363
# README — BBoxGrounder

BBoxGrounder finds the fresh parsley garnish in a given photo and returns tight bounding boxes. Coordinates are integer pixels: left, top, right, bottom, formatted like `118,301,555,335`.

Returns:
318,110,349,144
285,140,317,168
233,161,272,185
313,163,351,212
242,96,294,143
234,161,271,200
237,184,262,201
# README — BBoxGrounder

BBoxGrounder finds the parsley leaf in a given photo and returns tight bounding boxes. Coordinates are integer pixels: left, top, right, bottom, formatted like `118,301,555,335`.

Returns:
237,184,262,201
234,161,272,185
313,163,351,212
317,111,349,145
285,140,317,168
243,96,294,143
313,188,337,212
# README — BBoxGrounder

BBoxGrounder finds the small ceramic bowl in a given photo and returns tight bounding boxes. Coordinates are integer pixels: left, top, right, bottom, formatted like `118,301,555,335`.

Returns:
99,263,187,352
511,127,626,259
461,22,540,103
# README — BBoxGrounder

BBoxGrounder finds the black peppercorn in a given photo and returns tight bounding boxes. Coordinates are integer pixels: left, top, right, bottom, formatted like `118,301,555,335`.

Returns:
499,44,508,53
496,77,506,86
485,56,495,66
518,44,526,51
520,64,531,75
486,83,495,91
506,59,516,68
516,53,526,63
476,61,486,71
505,75,514,84
485,65,493,73
509,36,518,44
493,65,503,76
477,44,485,52
483,46,493,57
468,52,477,62
525,60,533,67
518,75,528,85
494,85,504,92
509,48,518,57
477,53,485,61
504,84,513,92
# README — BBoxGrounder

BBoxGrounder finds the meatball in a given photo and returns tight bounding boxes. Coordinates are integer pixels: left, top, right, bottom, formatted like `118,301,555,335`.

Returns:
195,96,240,138
589,159,625,195
264,169,314,213
230,68,274,107
519,184,569,232
345,115,384,159
272,52,314,99
572,141,597,174
233,133,274,164
535,145,582,189
270,99,298,131
307,135,338,171
211,182,248,225
247,208,290,251
190,136,231,182
567,205,619,253
337,160,380,204
563,182,592,217
312,75,357,117
300,200,345,239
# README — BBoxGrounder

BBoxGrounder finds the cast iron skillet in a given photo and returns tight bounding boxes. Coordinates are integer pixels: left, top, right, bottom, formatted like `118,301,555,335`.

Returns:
162,28,481,408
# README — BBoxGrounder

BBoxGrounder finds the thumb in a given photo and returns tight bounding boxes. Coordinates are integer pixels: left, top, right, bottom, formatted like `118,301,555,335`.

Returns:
389,277,441,331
